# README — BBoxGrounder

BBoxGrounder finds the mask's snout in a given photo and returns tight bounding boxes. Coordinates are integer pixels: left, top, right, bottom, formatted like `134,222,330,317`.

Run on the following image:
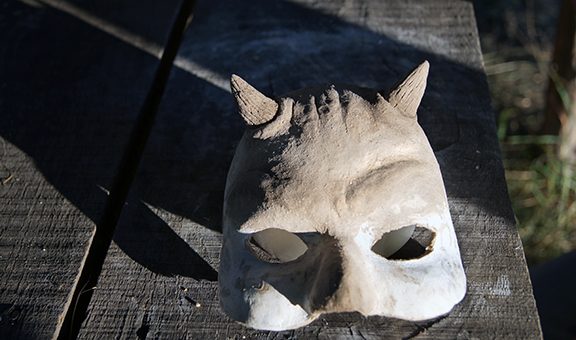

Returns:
246,230,343,314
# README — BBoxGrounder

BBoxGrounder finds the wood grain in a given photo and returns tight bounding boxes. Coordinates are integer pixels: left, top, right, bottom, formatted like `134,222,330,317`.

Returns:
0,1,180,338
79,0,542,338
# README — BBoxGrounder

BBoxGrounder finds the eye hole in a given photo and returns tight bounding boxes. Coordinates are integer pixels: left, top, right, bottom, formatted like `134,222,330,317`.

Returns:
247,228,309,263
372,225,435,260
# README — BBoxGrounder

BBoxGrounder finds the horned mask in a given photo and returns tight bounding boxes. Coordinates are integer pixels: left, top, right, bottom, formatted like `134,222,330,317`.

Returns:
219,62,466,330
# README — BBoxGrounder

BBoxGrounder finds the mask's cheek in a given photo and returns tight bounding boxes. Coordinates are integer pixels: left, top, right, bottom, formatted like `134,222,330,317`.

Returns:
359,225,466,320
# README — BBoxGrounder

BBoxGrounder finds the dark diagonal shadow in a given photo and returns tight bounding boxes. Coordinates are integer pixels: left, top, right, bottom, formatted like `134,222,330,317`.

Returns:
113,199,218,281
0,1,183,338
0,0,181,221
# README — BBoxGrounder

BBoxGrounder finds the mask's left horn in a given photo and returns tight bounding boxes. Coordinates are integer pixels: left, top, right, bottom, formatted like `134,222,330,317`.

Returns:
231,75,279,126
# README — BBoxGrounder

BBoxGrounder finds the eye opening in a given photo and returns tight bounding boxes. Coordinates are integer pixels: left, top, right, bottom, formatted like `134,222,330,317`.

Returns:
371,225,436,260
246,228,309,263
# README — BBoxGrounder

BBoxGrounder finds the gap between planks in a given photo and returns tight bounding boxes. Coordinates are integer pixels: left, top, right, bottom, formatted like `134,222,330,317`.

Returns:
55,1,197,338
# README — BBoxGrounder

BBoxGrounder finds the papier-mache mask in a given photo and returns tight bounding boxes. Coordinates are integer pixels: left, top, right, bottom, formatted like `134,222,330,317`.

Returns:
219,61,466,331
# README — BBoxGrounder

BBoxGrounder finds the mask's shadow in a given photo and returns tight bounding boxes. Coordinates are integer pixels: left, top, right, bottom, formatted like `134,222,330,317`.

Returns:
107,61,242,280
113,200,219,280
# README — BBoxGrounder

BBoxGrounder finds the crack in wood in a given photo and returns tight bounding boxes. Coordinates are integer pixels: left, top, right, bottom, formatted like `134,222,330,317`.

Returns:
402,315,449,340
54,1,197,339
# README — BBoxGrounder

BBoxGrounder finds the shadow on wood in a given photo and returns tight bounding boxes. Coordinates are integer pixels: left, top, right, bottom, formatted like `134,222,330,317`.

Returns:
0,0,180,338
113,200,218,281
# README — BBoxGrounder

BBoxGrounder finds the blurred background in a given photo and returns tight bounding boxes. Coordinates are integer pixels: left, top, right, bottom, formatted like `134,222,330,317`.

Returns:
473,1,576,338
473,0,575,266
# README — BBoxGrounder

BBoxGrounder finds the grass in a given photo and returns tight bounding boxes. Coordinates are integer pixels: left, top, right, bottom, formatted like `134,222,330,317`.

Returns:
476,0,576,265
490,55,576,265
501,136,576,265
489,52,576,265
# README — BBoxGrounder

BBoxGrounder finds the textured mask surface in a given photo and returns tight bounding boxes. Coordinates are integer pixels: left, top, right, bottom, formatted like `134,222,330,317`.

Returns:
220,62,466,331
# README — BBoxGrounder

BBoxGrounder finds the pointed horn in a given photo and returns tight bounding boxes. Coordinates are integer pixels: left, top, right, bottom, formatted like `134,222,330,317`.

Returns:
388,61,429,118
231,75,278,126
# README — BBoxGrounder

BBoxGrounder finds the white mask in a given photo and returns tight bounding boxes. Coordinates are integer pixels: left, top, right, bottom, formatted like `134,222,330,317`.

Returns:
220,61,466,331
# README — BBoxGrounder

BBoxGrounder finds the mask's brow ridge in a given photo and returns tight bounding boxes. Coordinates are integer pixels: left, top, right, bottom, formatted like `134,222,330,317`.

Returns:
345,159,421,200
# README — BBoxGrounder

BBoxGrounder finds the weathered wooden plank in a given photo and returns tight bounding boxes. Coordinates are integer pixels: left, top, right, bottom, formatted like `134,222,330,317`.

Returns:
80,0,542,338
0,0,181,338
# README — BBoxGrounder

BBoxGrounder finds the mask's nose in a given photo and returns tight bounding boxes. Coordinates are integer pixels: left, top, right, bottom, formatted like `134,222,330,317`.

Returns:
303,235,344,312
261,233,343,314
323,244,381,315
258,231,393,315
317,229,412,315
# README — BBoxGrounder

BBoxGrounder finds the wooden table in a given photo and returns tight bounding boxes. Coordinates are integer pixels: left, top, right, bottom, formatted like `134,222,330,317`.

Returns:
0,0,542,338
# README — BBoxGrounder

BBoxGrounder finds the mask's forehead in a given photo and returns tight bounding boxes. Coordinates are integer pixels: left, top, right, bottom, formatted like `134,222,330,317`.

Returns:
225,86,440,234
262,86,429,181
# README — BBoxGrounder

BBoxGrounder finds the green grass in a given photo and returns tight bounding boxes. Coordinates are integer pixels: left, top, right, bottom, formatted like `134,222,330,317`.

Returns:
483,26,576,265
501,136,576,265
